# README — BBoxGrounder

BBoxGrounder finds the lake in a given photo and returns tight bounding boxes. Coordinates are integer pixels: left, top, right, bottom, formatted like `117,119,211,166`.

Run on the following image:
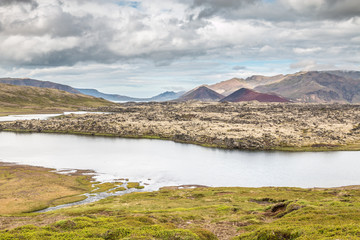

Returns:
0,131,359,190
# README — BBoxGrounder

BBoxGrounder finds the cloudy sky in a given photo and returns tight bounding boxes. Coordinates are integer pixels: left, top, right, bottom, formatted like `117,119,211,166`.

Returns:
0,0,359,97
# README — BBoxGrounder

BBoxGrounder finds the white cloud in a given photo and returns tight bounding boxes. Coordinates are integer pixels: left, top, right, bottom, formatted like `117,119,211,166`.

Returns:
293,47,322,55
0,0,359,95
0,0,359,66
290,60,337,71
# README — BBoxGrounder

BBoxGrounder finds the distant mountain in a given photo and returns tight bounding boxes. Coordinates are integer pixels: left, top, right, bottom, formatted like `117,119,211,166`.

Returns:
255,71,360,103
0,78,81,94
76,88,140,102
220,88,289,103
244,74,285,87
0,83,111,114
0,77,182,102
148,91,185,101
325,70,360,81
177,86,224,101
208,75,285,97
4,70,360,104
77,88,184,102
208,78,249,96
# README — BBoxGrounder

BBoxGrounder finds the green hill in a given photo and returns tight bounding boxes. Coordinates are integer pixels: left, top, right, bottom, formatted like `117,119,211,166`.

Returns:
0,83,112,115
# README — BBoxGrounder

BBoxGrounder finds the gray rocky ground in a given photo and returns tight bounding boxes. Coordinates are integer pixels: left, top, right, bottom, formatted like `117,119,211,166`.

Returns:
1,102,360,150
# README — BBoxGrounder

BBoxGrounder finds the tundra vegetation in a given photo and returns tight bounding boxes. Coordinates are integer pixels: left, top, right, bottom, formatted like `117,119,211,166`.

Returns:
1,102,360,151
0,163,144,215
0,164,360,239
0,83,112,116
1,102,360,239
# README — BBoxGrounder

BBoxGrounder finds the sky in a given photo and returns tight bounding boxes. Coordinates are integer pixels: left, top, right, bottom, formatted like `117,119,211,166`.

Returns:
0,0,359,97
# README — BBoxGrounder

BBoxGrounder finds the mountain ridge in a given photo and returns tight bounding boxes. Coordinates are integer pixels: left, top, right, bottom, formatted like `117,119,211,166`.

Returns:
220,88,289,103
0,78,81,94
0,83,111,115
2,70,360,103
177,86,224,102
76,88,184,102
0,77,184,102
255,71,360,103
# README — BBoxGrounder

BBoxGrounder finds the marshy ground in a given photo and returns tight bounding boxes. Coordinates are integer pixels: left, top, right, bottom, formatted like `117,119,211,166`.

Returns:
1,165,360,239
1,102,360,239
1,101,360,151
0,163,93,215
0,163,144,216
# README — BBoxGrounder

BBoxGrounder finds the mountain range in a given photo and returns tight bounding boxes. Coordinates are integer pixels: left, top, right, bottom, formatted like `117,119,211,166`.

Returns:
255,71,360,103
188,70,360,103
208,74,285,96
0,78,184,102
0,78,80,94
76,88,184,102
1,70,360,103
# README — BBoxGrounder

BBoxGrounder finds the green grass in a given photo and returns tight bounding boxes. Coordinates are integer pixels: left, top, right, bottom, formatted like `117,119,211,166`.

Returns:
91,182,125,193
1,186,360,239
0,164,93,215
127,182,145,189
0,83,112,115
273,142,360,152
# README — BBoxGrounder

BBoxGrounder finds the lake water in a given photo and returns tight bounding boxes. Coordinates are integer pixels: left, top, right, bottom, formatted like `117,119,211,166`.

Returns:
1,131,359,190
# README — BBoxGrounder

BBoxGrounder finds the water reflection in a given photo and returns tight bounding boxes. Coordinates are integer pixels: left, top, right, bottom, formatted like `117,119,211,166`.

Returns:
0,131,359,189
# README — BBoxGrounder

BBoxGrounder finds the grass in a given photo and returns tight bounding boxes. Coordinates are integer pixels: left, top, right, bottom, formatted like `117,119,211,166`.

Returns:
50,195,88,207
91,182,125,193
0,83,112,115
1,181,360,239
273,141,360,152
127,182,145,189
0,163,93,214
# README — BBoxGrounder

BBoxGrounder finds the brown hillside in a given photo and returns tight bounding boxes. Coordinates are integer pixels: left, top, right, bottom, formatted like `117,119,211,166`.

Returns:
0,83,111,115
178,86,224,101
255,71,360,103
0,78,81,94
209,78,249,96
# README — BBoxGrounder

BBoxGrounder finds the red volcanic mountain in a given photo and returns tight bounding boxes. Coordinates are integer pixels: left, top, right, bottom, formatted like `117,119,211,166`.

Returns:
220,88,289,102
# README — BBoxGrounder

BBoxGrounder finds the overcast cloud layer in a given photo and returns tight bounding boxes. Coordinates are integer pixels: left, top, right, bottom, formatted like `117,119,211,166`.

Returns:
0,0,359,96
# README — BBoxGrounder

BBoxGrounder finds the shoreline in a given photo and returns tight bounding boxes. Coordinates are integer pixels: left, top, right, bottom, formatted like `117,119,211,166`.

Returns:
2,159,360,215
1,102,359,152
2,128,360,152
1,179,360,239
1,160,360,239
0,161,147,214
0,161,94,215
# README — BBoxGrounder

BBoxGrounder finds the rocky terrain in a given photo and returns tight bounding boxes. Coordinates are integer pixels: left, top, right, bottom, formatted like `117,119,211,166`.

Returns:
1,102,360,151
